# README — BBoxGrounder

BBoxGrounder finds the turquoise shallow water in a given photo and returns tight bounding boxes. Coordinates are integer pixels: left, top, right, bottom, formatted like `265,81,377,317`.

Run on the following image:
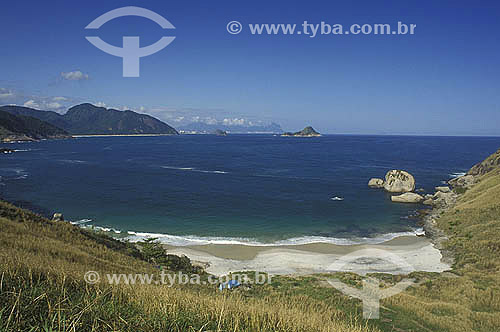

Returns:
1,135,499,245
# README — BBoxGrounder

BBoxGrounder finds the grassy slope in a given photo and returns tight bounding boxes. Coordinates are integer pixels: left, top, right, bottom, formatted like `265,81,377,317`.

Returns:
0,165,499,331
0,201,376,332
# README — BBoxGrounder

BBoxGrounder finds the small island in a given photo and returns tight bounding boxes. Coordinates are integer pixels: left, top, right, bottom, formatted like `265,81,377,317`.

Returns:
281,126,321,137
213,129,228,136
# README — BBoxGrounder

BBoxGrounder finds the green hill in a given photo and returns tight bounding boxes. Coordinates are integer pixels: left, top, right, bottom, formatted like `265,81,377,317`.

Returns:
0,103,179,135
0,110,68,141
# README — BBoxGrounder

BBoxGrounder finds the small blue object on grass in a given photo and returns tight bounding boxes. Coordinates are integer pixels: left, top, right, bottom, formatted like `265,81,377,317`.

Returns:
218,280,241,291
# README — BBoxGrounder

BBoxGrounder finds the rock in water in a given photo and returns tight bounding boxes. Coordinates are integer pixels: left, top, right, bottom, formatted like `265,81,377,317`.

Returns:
391,193,424,203
368,178,385,188
213,129,228,136
52,213,64,222
383,170,416,193
281,126,321,137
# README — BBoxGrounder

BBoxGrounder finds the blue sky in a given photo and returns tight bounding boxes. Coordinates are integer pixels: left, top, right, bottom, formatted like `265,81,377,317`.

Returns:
1,0,499,135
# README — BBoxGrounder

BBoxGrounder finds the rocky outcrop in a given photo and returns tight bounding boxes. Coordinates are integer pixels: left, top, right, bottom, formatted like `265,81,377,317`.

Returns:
2,135,37,143
421,191,457,208
435,186,451,193
368,178,384,188
432,191,456,207
383,170,416,193
391,192,424,203
448,174,475,190
213,129,228,136
468,148,500,176
52,213,64,222
282,126,321,137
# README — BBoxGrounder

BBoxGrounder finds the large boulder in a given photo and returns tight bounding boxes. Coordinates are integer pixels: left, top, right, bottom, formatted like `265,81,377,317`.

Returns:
391,193,424,203
383,170,416,193
368,178,384,188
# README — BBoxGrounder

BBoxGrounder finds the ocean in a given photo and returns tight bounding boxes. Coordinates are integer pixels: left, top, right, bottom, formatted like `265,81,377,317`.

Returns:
1,135,499,246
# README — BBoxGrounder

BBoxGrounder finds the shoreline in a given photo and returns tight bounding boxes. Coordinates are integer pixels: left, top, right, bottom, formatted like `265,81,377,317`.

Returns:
72,134,178,138
157,181,469,276
164,235,450,276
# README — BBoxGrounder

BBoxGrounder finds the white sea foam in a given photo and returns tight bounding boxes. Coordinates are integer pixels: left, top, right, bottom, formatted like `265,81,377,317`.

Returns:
330,196,344,201
59,159,88,164
122,228,425,247
449,172,466,178
161,166,228,174
0,168,29,180
70,218,93,225
13,149,31,152
81,225,122,234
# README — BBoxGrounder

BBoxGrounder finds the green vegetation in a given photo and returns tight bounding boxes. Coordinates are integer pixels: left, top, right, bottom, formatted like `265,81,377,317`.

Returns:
380,167,500,331
137,238,201,273
0,110,68,141
0,200,375,332
282,126,321,137
1,151,500,331
0,103,179,135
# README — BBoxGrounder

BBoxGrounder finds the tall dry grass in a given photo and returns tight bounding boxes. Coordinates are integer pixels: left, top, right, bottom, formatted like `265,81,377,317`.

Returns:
0,201,378,332
1,166,500,331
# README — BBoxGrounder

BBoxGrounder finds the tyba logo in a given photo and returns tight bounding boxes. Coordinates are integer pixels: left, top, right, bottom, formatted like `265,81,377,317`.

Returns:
85,6,175,77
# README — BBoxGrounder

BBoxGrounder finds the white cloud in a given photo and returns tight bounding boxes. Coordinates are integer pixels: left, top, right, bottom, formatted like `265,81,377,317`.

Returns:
189,116,218,125
46,102,62,109
205,117,217,125
0,89,14,99
223,118,246,126
23,100,41,109
94,102,106,108
61,70,89,81
52,96,67,101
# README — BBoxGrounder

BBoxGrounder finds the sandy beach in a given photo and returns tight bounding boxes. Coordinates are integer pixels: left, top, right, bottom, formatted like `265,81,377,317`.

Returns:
165,235,450,276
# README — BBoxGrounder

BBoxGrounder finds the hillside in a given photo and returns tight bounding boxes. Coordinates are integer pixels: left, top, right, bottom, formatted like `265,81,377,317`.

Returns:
0,201,375,332
0,103,179,135
0,110,69,142
468,147,500,176
64,104,179,135
1,149,500,331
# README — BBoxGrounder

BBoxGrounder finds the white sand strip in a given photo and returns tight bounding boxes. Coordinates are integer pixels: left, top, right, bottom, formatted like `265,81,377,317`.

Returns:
166,237,450,276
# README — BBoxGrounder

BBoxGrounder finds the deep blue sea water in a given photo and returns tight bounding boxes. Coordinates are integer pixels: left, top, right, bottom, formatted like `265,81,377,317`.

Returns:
2,135,500,245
